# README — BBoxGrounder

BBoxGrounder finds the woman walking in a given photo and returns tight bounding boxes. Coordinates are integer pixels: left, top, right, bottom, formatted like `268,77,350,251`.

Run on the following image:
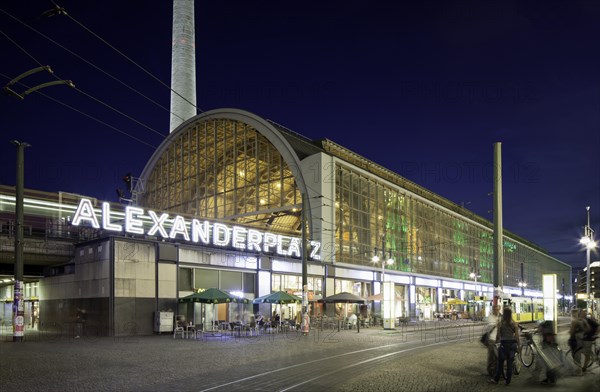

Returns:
489,307,520,385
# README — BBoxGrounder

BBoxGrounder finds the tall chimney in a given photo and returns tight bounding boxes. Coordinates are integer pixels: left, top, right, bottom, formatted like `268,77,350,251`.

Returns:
170,0,197,133
493,142,504,304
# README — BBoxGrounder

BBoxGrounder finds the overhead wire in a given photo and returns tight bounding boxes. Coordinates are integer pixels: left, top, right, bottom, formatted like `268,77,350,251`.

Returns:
0,7,172,139
0,26,166,142
0,71,157,149
59,4,204,114
1,6,181,125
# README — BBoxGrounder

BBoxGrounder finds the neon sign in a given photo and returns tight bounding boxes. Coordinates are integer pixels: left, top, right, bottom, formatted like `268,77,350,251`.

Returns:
72,198,321,260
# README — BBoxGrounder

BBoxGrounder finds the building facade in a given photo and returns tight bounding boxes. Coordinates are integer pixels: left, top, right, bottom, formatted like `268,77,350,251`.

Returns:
0,108,572,336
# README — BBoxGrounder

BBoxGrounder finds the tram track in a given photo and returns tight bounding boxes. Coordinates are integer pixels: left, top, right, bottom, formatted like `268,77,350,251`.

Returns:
196,336,471,392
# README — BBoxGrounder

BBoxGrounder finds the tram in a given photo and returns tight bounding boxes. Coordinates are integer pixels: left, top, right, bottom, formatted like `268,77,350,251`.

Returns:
502,296,544,323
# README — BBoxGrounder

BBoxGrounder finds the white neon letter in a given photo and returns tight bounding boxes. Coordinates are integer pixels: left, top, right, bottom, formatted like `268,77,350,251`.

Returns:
310,240,321,261
191,220,210,244
232,226,247,250
148,210,169,238
170,215,190,241
263,232,278,253
125,206,144,235
287,238,301,258
72,199,100,228
276,235,287,256
247,229,262,252
213,223,230,246
101,202,122,232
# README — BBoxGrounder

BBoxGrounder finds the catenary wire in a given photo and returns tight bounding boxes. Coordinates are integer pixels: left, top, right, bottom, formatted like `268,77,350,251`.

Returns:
0,8,177,136
0,72,157,149
61,5,204,114
0,7,182,125
0,26,166,140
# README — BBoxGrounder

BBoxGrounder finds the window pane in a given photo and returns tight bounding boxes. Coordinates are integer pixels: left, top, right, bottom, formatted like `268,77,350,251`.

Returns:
195,268,218,289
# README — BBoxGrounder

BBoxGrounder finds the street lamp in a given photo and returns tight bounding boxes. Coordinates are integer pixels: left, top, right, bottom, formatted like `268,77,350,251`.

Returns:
469,271,479,284
372,237,395,329
580,206,596,316
518,281,527,296
372,248,394,283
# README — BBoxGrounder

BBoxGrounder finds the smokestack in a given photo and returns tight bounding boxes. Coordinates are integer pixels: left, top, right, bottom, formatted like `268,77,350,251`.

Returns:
493,142,504,303
170,0,197,133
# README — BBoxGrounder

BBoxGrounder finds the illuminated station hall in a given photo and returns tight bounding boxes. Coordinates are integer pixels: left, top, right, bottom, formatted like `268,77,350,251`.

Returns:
0,108,572,336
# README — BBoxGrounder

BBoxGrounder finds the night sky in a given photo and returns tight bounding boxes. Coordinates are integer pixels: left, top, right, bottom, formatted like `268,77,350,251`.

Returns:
1,0,598,269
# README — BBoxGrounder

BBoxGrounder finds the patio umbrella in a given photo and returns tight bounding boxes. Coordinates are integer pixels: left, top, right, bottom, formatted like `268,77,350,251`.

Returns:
252,291,301,304
179,288,248,304
319,292,365,319
179,288,248,331
319,292,365,304
253,291,301,325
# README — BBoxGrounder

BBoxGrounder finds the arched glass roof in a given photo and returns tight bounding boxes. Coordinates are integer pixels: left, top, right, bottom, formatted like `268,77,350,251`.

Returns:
138,109,313,236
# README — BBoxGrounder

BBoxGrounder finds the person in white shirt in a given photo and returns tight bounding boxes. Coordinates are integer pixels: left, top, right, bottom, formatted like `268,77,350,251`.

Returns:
486,305,500,376
348,313,358,329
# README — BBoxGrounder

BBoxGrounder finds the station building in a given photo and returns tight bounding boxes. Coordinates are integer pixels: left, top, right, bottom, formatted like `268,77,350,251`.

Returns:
0,108,572,336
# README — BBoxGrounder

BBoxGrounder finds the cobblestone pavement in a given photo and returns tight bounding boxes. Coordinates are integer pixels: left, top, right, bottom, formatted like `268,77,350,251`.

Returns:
1,321,598,392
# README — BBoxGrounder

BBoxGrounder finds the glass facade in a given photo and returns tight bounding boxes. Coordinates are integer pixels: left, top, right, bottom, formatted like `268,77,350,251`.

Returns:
141,118,302,236
334,164,570,292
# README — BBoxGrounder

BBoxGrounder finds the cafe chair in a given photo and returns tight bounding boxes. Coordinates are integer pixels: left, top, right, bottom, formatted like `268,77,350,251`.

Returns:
173,315,186,339
173,324,185,339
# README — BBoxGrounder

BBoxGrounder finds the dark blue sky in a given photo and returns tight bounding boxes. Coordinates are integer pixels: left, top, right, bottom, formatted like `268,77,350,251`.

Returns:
1,0,598,269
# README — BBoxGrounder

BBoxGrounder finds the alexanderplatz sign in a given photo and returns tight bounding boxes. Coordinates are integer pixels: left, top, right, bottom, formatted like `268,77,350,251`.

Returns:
72,198,322,261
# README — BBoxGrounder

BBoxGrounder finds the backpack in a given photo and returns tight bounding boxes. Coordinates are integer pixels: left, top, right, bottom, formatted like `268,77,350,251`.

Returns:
584,318,599,340
480,325,495,347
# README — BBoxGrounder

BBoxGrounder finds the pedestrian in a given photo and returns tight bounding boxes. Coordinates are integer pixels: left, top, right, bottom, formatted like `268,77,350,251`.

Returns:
532,320,560,384
568,309,590,373
485,305,500,377
489,307,520,385
580,311,598,372
75,307,86,338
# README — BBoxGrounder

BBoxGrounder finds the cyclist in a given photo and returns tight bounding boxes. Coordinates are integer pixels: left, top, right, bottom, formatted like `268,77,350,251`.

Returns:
489,307,520,385
569,309,590,374
581,311,599,372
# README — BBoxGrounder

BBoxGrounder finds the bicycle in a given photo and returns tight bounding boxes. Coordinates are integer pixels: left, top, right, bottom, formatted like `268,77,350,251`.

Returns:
492,342,521,380
565,336,599,371
519,327,537,367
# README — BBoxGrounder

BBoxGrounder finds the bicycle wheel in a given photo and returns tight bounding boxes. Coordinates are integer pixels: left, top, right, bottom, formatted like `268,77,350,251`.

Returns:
513,352,522,375
520,344,535,367
501,358,520,379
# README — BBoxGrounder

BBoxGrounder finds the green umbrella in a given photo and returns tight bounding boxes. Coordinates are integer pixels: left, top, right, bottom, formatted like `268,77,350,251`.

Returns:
179,288,249,332
252,291,302,304
179,288,249,304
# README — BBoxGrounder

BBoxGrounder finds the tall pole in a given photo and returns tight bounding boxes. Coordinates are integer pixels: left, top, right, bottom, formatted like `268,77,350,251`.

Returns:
301,194,309,334
381,235,386,283
12,140,30,342
520,262,525,296
493,142,504,308
584,206,593,316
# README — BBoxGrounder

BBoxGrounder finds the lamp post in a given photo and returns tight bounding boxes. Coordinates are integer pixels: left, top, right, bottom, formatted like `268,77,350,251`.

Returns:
12,140,30,342
519,261,526,296
469,271,479,284
518,281,527,296
372,248,394,283
580,206,596,316
373,235,394,328
469,271,480,317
